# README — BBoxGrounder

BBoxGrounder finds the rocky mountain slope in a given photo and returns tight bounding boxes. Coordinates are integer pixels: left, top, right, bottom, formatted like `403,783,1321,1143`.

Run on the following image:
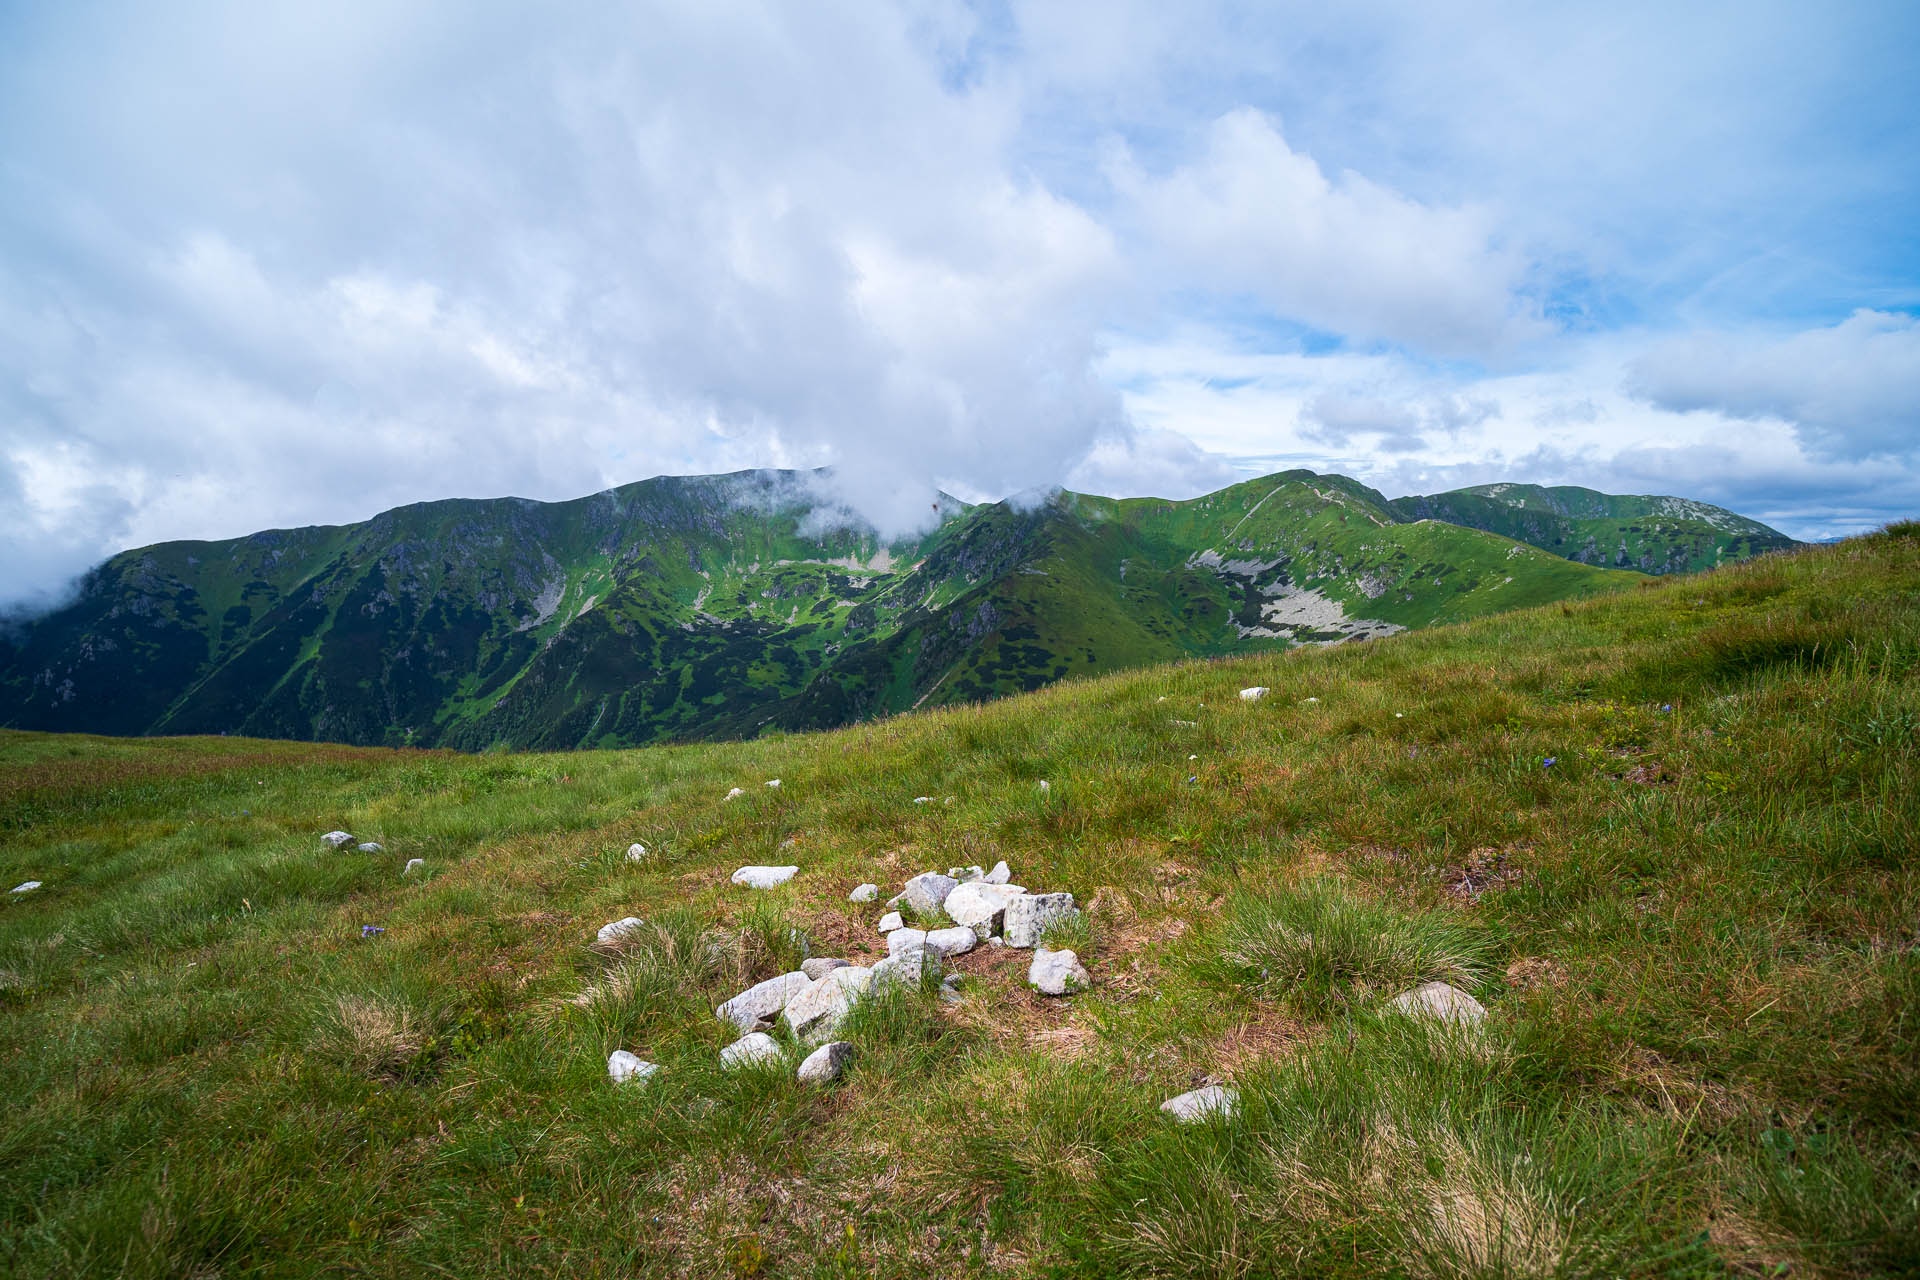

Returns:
1,469,1785,749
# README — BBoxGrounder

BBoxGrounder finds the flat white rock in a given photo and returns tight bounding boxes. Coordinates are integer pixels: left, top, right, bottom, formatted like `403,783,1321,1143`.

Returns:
625,842,648,861
848,883,879,902
876,911,904,933
765,778,781,788
10,880,41,894
901,871,959,916
716,971,813,1033
1161,1085,1238,1123
730,865,798,889
402,859,425,876
797,1040,856,1085
943,881,1025,937
924,926,979,959
725,787,746,801
321,831,354,848
783,966,873,1041
607,1050,659,1084
1028,946,1091,995
1385,981,1488,1026
984,860,1012,885
1239,686,1270,701
1004,892,1078,948
912,796,932,804
596,916,646,945
355,841,384,853
720,1031,784,1070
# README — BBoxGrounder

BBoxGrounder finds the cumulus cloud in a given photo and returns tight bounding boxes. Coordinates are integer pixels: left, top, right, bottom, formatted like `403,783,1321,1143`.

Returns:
1627,311,1920,461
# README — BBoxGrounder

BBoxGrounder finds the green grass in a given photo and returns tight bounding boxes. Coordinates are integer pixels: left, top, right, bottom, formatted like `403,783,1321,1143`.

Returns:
0,528,1916,1277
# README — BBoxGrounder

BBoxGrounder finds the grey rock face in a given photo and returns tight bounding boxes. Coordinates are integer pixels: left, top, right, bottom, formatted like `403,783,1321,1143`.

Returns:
800,957,852,981
1027,946,1091,995
730,865,799,889
1004,892,1078,948
902,872,959,916
596,916,646,945
321,831,354,849
1161,1085,1238,1123
870,948,939,991
720,1031,784,1070
716,971,813,1033
1385,981,1487,1026
848,883,879,903
783,965,873,1042
607,1050,659,1083
797,1040,856,1085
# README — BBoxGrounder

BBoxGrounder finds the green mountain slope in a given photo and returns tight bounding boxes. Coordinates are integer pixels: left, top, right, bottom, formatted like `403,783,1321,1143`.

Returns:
1388,482,1799,573
4,468,1774,749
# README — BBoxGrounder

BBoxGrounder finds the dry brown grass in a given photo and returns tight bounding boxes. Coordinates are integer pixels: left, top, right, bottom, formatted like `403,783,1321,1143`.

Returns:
317,994,429,1078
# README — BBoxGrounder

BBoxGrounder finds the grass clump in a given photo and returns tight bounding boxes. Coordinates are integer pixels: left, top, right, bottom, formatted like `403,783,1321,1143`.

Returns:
314,993,437,1079
1191,880,1498,1017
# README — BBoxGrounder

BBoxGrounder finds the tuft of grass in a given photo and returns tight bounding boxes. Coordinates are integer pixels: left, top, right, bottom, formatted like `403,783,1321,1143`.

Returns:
314,993,434,1079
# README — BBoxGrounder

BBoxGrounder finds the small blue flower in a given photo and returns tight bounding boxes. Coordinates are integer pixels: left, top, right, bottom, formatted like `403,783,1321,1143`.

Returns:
1659,703,1673,713
361,925,385,938
1188,775,1198,783
1542,757,1557,769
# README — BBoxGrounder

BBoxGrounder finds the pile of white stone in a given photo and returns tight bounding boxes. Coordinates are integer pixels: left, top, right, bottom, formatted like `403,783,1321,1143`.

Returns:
606,860,1096,1089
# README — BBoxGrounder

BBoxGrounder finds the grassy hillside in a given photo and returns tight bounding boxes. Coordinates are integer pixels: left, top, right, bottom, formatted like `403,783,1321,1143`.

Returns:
1,529,1915,1278
1388,483,1800,575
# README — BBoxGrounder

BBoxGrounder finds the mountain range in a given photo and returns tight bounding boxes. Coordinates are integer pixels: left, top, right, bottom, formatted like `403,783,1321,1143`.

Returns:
0,469,1796,749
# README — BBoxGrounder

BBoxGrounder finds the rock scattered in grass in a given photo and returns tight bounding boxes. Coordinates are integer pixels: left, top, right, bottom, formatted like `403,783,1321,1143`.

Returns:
1239,686,1270,701
870,948,938,991
607,1050,659,1084
322,831,354,849
797,1040,855,1085
887,928,929,958
730,865,798,889
596,916,646,945
402,858,424,876
912,796,932,804
1005,892,1079,948
724,787,745,801
1028,946,1091,994
946,864,985,882
944,881,1023,939
720,1031,784,1070
939,974,965,1004
356,841,384,853
765,778,781,789
985,860,1011,884
902,871,959,915
716,971,812,1033
877,911,903,933
1037,779,1049,793
800,957,851,981
1386,981,1487,1026
10,880,41,895
625,842,648,861
1161,1085,1237,1122
924,926,978,958
848,883,878,902
783,966,872,1041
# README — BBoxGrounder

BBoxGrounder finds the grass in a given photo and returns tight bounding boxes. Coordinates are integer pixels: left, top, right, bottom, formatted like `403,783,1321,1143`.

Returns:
0,527,1916,1277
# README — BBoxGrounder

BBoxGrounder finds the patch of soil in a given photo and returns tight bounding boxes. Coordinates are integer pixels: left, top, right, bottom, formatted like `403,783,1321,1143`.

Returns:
1444,846,1528,902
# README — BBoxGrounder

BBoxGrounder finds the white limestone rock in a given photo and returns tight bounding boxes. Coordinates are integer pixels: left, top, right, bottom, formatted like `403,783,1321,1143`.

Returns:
848,883,879,903
1161,1085,1238,1123
783,965,873,1042
1239,686,1270,701
924,926,979,959
596,916,646,945
720,1031,784,1070
1385,981,1488,1027
625,842,649,862
901,872,959,916
800,957,851,981
984,860,1012,885
876,911,904,933
943,881,1025,939
607,1050,659,1084
321,831,354,849
870,948,939,992
402,858,425,876
947,865,985,882
765,778,781,789
1004,892,1078,948
716,971,813,1033
1037,780,1050,793
730,865,798,889
725,787,746,801
886,928,929,958
356,841,385,853
10,880,41,895
1028,946,1091,995
797,1040,856,1085
912,796,932,804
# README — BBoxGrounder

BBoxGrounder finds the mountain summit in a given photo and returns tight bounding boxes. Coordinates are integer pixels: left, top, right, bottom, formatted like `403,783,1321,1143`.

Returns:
0,469,1792,749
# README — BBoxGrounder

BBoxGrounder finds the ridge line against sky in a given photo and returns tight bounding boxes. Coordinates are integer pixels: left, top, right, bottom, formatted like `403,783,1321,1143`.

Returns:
3,0,1916,609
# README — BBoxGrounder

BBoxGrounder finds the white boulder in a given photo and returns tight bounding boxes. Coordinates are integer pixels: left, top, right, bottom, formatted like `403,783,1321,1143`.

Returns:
984,860,1012,885
596,916,646,945
886,928,929,958
848,883,879,903
1028,946,1091,995
725,787,746,801
720,1032,784,1070
1385,981,1487,1027
1239,686,1270,701
356,841,384,853
716,971,813,1033
943,881,1025,939
924,926,979,959
783,966,873,1042
1161,1085,1238,1123
625,842,648,862
765,778,781,789
402,859,425,876
10,880,41,895
877,911,904,933
870,948,939,991
800,957,851,981
797,1040,856,1085
901,872,959,916
730,865,798,889
321,831,354,849
607,1050,659,1084
1004,892,1078,948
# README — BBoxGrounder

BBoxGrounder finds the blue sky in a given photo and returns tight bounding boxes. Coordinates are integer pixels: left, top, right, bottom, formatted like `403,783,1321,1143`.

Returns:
3,0,1917,608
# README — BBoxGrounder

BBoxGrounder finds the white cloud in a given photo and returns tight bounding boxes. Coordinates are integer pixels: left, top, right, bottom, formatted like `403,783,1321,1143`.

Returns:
1627,310,1920,461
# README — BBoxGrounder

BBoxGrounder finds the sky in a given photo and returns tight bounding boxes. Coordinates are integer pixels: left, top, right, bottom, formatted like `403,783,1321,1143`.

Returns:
3,0,1917,609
